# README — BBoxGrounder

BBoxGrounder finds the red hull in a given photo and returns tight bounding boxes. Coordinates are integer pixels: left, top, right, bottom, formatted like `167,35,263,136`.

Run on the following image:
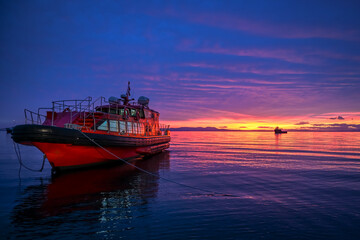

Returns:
32,142,169,169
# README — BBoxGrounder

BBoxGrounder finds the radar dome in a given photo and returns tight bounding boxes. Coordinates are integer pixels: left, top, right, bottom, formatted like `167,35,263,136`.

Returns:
108,96,120,103
138,96,149,106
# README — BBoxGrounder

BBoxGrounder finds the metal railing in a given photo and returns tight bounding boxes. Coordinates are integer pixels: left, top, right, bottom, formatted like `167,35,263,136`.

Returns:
51,97,92,125
51,97,92,112
24,96,170,137
24,109,46,125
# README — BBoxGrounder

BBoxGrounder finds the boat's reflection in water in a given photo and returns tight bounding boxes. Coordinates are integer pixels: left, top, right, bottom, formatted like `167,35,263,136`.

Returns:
11,151,170,237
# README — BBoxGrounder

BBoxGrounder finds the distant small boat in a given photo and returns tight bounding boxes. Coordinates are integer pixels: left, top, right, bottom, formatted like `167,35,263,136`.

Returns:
274,127,287,134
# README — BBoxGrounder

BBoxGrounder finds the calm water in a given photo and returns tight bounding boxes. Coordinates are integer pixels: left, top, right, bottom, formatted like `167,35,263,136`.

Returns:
1,131,360,239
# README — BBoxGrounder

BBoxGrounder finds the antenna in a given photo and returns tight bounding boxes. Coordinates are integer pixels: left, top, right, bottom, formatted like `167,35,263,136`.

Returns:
126,81,131,98
121,81,134,105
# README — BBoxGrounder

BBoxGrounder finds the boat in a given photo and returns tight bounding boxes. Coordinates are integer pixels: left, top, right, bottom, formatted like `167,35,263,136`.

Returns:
11,82,170,172
274,127,287,134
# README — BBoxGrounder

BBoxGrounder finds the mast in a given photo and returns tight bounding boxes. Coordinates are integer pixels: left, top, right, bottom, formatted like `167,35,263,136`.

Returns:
122,81,132,105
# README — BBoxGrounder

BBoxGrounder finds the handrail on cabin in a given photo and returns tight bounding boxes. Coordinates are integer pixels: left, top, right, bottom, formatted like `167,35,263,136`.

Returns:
49,97,92,126
68,97,105,126
26,96,170,136
24,109,46,125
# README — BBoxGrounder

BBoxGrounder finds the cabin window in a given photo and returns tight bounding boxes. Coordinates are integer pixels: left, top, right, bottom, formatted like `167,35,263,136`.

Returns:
139,109,145,118
109,108,117,114
109,120,119,132
138,123,144,134
119,121,126,134
130,109,137,117
133,123,139,134
132,123,136,134
119,109,124,116
97,120,108,131
127,122,133,133
137,123,145,135
144,110,152,118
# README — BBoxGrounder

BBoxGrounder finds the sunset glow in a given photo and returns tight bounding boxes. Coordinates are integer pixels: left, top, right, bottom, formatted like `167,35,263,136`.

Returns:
167,112,360,131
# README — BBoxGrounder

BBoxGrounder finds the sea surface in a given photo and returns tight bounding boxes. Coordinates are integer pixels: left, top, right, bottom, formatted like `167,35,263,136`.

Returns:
0,131,360,239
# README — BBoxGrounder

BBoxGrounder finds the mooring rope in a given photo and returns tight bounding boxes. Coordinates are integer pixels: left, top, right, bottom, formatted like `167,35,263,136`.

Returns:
13,141,46,174
78,130,237,197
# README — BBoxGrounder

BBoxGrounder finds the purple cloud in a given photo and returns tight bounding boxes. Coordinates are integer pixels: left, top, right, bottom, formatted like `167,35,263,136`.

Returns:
156,7,360,41
329,116,345,120
301,123,360,131
189,46,324,65
295,121,310,125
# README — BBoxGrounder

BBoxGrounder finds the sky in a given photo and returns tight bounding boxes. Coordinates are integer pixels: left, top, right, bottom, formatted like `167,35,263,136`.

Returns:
1,0,360,130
